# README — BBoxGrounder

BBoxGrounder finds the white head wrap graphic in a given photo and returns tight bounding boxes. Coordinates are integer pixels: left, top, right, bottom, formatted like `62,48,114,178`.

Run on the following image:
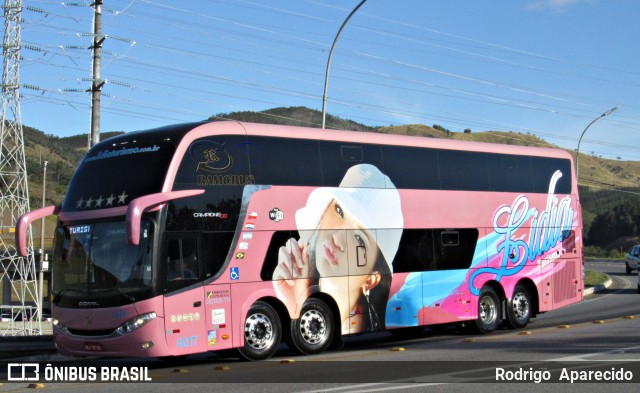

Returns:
295,164,404,272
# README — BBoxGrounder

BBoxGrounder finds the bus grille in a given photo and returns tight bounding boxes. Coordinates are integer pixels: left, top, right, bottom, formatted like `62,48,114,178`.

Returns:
67,328,116,337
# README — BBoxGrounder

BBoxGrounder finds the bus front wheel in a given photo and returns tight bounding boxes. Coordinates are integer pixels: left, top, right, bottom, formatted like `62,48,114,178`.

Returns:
474,286,501,334
289,298,334,355
237,301,282,361
505,284,532,329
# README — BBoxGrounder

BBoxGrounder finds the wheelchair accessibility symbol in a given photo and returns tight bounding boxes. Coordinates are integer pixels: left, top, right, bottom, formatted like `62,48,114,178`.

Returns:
230,267,239,281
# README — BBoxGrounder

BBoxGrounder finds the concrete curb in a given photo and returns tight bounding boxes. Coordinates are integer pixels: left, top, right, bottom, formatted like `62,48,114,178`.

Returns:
0,335,55,360
583,278,613,296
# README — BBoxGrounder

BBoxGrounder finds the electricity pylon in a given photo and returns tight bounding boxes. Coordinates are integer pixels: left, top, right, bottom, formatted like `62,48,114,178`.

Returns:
0,0,41,335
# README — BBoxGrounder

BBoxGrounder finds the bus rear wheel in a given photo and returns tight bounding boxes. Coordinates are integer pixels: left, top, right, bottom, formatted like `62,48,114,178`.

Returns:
289,298,334,355
505,284,532,329
237,301,281,361
474,286,501,334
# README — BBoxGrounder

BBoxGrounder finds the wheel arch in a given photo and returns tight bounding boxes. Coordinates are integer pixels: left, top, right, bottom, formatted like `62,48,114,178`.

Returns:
482,280,506,302
258,295,292,328
469,279,504,319
237,295,290,349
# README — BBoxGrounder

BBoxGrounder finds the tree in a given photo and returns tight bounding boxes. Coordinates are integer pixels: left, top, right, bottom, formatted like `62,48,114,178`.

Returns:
586,199,640,248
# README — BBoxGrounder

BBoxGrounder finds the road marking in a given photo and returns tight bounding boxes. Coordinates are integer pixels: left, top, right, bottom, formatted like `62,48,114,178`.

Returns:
298,383,385,392
298,382,447,393
550,344,640,361
345,383,447,392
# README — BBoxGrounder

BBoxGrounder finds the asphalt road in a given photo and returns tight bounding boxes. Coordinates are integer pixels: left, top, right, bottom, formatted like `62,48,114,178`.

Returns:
1,260,638,392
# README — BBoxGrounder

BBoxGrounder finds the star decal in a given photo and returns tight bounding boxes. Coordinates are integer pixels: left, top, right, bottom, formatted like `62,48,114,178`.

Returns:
76,192,129,209
117,191,128,205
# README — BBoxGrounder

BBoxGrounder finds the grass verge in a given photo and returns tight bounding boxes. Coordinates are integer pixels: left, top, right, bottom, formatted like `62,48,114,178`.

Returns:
584,269,609,288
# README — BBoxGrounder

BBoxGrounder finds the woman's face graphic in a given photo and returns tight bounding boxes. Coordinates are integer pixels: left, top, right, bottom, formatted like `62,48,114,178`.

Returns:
313,199,379,278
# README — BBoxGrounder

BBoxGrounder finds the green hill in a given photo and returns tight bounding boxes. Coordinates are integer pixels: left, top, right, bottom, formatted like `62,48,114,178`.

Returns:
209,106,378,132
20,106,640,256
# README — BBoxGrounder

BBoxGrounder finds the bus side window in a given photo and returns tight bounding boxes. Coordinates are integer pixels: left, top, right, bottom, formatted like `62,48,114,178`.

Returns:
433,229,478,270
261,231,298,281
202,232,235,279
166,238,198,283
418,232,435,271
392,229,434,273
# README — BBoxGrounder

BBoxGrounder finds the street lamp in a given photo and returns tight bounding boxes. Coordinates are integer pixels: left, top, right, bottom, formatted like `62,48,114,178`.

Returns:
40,161,47,251
38,160,47,325
321,0,367,129
575,106,619,182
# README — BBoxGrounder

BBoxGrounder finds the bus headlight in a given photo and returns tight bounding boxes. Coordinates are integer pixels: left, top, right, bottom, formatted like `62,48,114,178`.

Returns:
116,312,157,335
52,318,68,334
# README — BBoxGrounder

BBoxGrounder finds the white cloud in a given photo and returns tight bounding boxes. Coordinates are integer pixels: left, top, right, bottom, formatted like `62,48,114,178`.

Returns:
526,0,588,12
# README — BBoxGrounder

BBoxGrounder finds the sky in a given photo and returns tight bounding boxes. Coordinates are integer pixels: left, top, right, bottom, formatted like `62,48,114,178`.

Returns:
5,0,640,169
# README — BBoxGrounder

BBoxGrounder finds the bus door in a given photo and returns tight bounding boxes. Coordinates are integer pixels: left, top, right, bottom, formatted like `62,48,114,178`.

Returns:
162,235,207,355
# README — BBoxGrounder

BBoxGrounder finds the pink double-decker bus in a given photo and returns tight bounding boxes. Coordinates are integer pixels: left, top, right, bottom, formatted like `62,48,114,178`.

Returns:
17,121,583,360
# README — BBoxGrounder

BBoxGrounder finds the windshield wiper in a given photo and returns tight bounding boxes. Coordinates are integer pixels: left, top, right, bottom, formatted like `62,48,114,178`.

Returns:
52,288,82,304
117,288,136,303
88,285,138,303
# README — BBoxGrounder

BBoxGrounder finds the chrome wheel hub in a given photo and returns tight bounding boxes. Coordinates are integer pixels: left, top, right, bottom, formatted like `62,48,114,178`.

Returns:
299,309,327,345
244,313,274,350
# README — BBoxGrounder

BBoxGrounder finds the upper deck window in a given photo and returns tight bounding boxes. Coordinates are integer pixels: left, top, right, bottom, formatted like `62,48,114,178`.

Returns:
62,123,197,212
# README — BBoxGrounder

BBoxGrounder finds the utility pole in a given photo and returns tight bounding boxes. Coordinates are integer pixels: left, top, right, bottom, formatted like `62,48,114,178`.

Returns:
89,0,104,148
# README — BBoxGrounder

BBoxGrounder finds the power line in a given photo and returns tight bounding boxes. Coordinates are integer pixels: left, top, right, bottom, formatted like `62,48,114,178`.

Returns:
13,1,639,161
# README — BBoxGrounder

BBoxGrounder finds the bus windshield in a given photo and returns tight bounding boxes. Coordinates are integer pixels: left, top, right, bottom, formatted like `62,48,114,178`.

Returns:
61,125,191,213
51,219,154,307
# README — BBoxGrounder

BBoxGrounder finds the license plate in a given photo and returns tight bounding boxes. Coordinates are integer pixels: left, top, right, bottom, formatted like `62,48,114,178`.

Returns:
83,342,103,351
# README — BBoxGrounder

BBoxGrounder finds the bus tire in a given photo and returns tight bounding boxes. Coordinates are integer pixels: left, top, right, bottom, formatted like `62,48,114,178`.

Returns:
237,301,281,361
289,298,334,355
505,284,532,329
474,286,501,334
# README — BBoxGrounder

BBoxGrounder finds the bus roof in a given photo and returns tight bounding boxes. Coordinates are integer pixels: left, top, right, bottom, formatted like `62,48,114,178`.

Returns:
186,121,573,161
60,120,574,217
98,120,571,162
